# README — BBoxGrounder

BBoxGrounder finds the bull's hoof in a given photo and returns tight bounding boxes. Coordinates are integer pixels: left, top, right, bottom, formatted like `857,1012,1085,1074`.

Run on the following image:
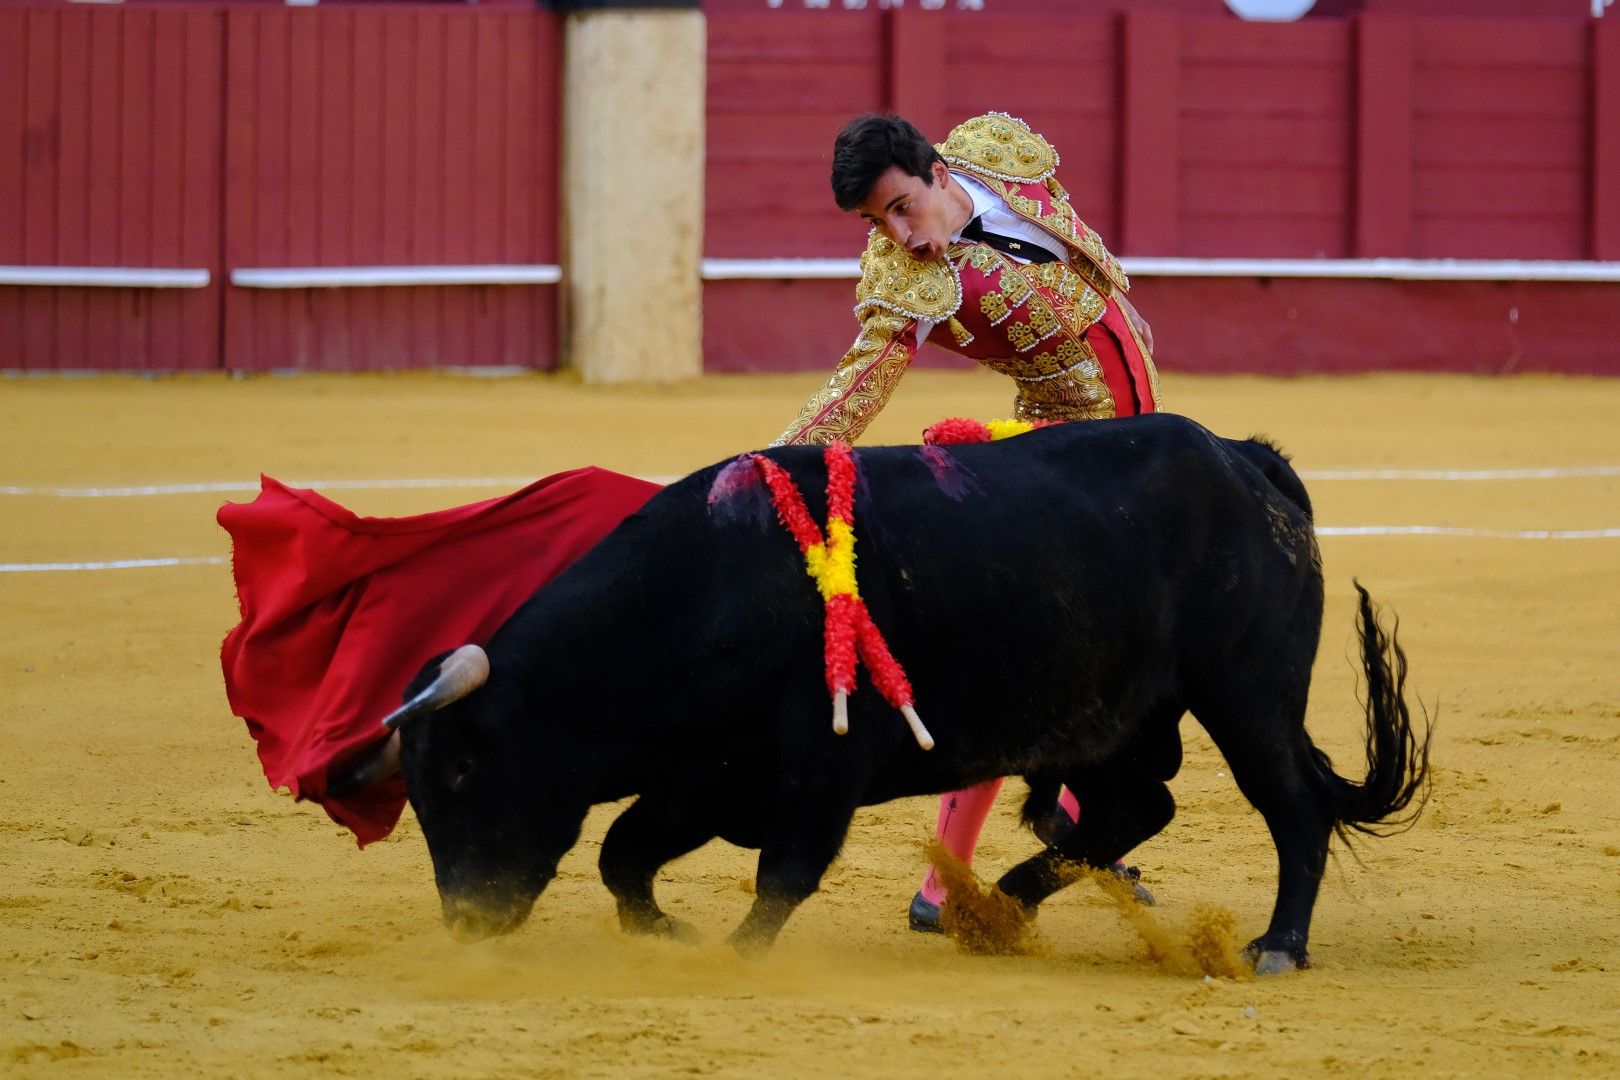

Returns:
654,916,704,945
623,912,703,944
724,927,774,960
1242,936,1310,975
443,900,529,943
1252,949,1299,975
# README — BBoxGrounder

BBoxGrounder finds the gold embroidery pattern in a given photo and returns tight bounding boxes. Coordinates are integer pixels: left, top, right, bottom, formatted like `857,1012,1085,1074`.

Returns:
947,316,974,347
776,312,916,446
969,257,1112,405
1006,333,1116,423
1003,262,1106,336
854,232,962,322
970,174,1130,297
1007,193,1043,218
1028,302,1060,342
1006,320,1037,352
1076,223,1130,294
999,268,1032,307
965,246,1000,273
1045,177,1068,201
1041,201,1078,242
1021,339,1084,379
979,291,1011,326
936,112,1058,184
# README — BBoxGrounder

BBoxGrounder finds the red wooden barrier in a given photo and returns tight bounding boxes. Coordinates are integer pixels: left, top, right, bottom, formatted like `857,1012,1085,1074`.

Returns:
2,1,1615,375
0,4,222,371
223,6,562,371
1177,17,1353,258
1596,16,1620,260
705,13,884,259
1410,19,1590,260
703,6,1608,265
701,6,1620,377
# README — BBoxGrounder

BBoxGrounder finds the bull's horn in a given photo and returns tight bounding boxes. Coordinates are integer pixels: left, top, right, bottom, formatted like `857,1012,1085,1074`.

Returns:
380,644,490,731
326,730,401,797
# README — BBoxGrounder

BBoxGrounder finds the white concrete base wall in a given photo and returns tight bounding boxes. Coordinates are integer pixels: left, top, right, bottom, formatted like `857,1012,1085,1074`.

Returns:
563,10,706,384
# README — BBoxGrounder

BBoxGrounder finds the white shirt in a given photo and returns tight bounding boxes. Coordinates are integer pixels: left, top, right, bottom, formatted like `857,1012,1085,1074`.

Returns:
915,172,1071,345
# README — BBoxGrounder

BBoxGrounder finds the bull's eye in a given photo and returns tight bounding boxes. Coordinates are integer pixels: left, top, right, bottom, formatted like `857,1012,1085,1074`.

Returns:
447,756,476,792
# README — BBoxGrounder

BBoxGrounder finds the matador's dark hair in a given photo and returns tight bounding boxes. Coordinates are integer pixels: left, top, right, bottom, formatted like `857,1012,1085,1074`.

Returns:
830,113,944,212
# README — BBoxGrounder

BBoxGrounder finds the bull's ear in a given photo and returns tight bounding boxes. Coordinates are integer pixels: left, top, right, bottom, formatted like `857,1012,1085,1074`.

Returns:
381,644,491,731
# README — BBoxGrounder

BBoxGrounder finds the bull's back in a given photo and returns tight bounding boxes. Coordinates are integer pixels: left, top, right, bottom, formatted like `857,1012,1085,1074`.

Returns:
519,414,1319,795
803,416,1313,769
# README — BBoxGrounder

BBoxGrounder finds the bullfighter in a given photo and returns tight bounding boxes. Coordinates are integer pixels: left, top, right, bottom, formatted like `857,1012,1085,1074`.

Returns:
774,111,1163,932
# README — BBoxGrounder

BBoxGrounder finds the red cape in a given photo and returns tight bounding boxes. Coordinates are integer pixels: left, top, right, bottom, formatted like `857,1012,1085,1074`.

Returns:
218,468,660,846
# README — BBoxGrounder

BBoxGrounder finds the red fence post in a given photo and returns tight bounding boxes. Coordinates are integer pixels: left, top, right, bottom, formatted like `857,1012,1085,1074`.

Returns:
1592,15,1620,260
885,9,947,140
1353,14,1414,257
1119,11,1180,257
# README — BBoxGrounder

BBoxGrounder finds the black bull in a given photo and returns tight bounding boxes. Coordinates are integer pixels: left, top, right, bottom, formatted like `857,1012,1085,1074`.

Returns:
386,414,1430,974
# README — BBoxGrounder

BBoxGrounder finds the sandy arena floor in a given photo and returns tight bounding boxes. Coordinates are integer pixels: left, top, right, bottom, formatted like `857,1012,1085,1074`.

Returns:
2,369,1618,1077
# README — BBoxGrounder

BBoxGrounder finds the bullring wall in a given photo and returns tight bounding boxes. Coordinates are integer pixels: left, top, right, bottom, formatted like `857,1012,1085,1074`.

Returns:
1,1,1616,374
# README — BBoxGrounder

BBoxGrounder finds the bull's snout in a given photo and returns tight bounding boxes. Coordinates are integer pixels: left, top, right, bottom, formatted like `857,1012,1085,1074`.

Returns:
441,892,534,942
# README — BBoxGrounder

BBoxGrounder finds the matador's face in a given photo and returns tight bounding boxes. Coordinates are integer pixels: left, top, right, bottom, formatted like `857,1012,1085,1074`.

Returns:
856,161,971,264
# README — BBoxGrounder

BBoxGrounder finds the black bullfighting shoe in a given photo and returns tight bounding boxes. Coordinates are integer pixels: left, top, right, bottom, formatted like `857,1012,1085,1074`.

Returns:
907,892,945,933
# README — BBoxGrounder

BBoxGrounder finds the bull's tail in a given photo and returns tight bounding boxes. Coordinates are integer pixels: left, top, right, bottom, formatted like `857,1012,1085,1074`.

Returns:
1313,582,1433,844
1020,772,1065,832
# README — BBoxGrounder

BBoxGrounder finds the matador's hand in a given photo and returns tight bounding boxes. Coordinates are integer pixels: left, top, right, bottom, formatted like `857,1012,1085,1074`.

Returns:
1118,294,1155,356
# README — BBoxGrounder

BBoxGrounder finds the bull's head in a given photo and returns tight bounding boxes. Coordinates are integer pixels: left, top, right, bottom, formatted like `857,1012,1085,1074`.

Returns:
375,645,591,942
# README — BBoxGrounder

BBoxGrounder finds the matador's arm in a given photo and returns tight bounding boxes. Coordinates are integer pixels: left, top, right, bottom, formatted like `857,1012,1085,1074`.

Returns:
772,312,921,446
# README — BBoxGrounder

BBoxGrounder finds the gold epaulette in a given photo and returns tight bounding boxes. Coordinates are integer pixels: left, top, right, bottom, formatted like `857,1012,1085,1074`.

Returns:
853,231,963,323
936,112,1058,185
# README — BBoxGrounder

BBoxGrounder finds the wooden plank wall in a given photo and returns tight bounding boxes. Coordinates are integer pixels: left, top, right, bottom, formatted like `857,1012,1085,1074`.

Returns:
704,13,883,259
0,4,222,371
0,2,1614,373
223,6,562,370
1410,19,1590,260
1175,19,1353,258
704,8,1603,264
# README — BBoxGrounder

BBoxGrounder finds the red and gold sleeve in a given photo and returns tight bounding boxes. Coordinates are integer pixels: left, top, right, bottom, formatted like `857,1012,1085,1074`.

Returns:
772,312,919,446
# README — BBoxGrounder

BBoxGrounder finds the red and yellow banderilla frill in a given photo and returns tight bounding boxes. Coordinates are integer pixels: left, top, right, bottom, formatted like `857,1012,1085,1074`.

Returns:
749,443,934,750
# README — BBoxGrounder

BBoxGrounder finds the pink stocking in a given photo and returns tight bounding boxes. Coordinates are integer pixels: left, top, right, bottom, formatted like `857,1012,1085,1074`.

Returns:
1058,785,1080,824
918,778,1004,904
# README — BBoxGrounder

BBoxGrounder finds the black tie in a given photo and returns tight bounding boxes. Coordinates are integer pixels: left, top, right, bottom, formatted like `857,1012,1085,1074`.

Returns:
960,216,1059,264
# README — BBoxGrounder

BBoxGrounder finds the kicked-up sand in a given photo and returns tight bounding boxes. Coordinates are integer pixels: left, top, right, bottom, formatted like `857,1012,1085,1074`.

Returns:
2,368,1618,1076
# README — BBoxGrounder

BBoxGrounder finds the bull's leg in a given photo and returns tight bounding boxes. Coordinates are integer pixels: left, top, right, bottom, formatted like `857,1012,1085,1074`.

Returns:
995,771,1176,912
726,787,860,959
598,792,718,940
997,711,1183,912
1196,696,1332,975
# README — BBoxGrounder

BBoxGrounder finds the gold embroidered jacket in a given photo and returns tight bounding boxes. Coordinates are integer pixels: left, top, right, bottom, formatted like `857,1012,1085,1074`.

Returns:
776,112,1160,447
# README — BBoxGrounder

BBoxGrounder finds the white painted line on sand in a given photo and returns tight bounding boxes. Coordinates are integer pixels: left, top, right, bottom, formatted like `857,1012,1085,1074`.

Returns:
0,556,228,573
0,478,543,497
1314,526,1620,540
1300,466,1620,481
